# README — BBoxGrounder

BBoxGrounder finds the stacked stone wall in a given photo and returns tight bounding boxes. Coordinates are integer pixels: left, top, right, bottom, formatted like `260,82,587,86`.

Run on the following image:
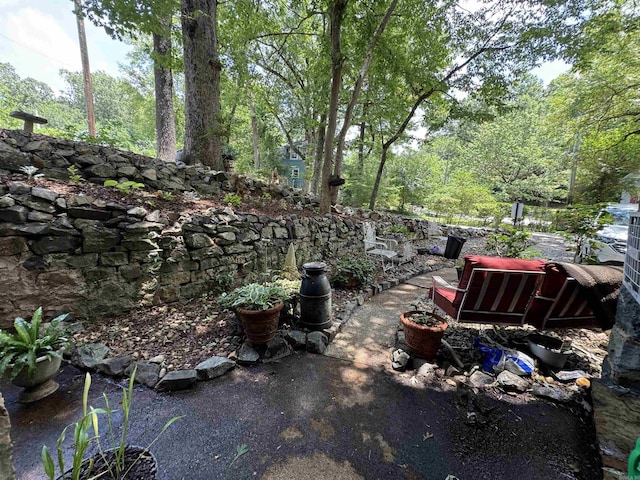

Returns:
0,130,445,327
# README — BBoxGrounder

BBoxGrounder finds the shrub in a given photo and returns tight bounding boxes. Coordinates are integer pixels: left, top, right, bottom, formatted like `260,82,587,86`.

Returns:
486,227,539,258
332,256,376,288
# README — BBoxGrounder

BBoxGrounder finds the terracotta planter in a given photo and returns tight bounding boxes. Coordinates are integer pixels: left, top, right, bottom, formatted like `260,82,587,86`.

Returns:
8,352,62,403
237,301,284,345
400,311,447,360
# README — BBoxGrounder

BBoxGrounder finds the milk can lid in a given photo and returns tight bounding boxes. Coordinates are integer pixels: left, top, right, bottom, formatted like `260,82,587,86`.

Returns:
302,261,327,273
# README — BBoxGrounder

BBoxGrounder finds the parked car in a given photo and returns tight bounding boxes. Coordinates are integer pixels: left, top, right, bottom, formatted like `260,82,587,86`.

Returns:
590,203,639,264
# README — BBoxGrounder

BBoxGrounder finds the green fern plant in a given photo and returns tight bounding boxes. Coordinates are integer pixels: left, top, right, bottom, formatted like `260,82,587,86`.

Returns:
0,307,68,380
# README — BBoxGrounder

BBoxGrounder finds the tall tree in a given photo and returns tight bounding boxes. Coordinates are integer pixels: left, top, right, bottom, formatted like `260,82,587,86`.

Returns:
319,0,348,213
81,0,178,161
181,0,223,168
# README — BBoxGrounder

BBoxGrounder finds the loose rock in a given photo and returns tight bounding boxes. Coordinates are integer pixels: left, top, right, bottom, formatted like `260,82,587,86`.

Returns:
155,369,198,392
195,356,236,380
306,331,328,354
96,355,133,376
497,370,530,393
391,349,410,371
237,342,260,365
469,371,495,389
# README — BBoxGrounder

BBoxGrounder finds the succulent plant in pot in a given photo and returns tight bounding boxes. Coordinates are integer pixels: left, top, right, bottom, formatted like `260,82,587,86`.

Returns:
217,282,290,345
0,307,68,403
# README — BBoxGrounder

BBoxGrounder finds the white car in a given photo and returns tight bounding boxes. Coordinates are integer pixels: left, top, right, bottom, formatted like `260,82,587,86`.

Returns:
591,203,639,264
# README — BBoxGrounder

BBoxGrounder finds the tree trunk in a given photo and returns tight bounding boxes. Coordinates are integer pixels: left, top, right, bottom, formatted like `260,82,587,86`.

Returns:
320,0,349,213
357,120,366,173
153,17,176,163
250,96,260,170
369,144,389,211
181,0,223,169
73,0,96,138
312,113,327,196
330,0,399,205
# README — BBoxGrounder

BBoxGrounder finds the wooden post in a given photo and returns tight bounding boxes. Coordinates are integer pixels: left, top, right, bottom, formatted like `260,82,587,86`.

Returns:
73,0,96,138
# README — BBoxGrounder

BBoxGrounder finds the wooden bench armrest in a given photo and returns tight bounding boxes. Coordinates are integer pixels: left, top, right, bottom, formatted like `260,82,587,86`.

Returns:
432,275,463,292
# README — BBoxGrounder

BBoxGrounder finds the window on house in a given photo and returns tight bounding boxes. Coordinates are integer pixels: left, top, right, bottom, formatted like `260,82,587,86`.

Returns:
290,149,300,160
291,168,300,178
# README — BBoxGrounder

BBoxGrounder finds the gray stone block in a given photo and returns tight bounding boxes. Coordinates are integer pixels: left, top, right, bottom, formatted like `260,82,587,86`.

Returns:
195,356,236,380
263,336,293,363
306,331,328,354
155,370,198,392
237,341,260,365
96,355,133,376
0,206,28,223
497,370,529,393
72,343,109,369
125,362,160,388
284,330,307,350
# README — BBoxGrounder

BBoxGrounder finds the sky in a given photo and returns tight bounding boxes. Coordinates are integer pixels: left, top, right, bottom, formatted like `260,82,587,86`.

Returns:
0,0,570,95
0,0,132,93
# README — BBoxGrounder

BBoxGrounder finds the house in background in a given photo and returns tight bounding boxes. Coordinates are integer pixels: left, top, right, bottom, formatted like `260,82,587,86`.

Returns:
280,143,306,189
621,172,640,204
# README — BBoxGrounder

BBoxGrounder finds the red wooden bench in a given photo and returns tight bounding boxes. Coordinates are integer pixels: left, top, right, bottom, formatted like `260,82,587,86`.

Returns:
431,255,546,326
431,255,613,329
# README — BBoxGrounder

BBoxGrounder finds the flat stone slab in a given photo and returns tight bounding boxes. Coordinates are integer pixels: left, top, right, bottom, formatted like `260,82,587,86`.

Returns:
195,356,236,380
96,355,133,376
156,370,198,392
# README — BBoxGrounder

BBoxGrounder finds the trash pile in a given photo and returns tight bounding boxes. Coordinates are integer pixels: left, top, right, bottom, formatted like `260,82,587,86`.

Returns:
393,297,609,407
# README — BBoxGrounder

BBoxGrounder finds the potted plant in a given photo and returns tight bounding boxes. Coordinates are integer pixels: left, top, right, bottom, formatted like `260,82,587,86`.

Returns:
217,282,289,345
400,310,447,360
0,307,68,403
332,256,376,289
42,370,181,480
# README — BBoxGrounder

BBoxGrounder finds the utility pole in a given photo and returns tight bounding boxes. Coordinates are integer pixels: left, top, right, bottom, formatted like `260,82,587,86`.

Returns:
73,0,96,137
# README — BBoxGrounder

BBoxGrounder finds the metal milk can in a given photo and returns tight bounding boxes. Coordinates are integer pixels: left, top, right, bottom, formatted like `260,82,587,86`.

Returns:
299,261,332,330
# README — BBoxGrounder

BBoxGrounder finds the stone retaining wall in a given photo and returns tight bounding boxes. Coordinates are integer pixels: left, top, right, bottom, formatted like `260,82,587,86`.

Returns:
0,130,452,327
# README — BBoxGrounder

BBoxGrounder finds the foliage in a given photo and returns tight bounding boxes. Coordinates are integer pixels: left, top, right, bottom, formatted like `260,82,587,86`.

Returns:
104,180,145,194
223,193,242,206
332,256,376,289
67,165,82,184
486,228,538,258
0,307,68,380
405,312,444,327
388,225,410,236
217,282,289,311
230,443,249,466
155,190,173,201
42,373,105,480
555,204,610,263
42,370,181,480
205,272,234,297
